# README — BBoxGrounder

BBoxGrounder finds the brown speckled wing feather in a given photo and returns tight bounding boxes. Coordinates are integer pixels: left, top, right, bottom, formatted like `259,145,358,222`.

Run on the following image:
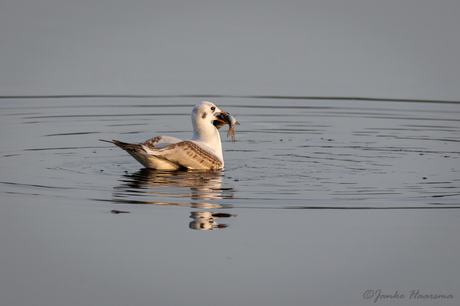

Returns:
151,141,223,170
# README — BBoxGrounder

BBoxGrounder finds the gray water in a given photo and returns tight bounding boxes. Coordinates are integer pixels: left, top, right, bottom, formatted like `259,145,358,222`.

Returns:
1,97,459,306
2,0,460,305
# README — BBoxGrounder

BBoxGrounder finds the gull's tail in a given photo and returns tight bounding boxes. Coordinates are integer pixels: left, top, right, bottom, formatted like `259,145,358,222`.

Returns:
99,139,144,152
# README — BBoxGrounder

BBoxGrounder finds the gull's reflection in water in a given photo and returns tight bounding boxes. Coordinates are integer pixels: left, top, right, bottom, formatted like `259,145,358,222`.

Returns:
112,169,236,230
189,211,236,230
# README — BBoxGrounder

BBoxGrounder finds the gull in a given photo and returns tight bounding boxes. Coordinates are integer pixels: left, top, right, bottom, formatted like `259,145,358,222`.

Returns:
100,101,228,170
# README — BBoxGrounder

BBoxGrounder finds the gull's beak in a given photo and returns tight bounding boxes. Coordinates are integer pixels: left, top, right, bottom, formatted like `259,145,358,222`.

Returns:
214,109,228,123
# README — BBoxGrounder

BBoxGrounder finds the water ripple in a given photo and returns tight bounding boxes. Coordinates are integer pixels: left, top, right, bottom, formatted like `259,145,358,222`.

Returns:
0,97,459,209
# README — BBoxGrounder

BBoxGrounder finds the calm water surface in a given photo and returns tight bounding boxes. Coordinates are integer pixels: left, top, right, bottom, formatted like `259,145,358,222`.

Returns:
1,97,459,305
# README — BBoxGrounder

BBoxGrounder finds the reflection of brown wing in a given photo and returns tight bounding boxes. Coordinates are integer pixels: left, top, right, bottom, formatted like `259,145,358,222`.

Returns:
114,168,234,202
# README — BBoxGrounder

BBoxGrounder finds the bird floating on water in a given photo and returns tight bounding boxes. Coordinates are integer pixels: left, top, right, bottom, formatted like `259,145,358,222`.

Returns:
100,101,239,171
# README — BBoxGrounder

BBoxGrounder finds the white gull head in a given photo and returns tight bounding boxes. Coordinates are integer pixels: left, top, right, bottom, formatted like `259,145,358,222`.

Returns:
191,101,226,163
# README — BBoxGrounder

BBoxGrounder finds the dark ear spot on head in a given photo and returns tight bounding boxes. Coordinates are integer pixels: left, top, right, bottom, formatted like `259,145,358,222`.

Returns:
202,112,207,119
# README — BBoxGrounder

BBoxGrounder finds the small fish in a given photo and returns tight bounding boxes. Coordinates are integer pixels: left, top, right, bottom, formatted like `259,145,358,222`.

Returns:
214,113,240,142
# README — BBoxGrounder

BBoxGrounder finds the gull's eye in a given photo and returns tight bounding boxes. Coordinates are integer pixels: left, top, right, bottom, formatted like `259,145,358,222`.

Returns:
211,106,216,112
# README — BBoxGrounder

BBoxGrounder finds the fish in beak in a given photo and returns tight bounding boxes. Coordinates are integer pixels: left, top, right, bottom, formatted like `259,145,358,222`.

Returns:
213,112,240,142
